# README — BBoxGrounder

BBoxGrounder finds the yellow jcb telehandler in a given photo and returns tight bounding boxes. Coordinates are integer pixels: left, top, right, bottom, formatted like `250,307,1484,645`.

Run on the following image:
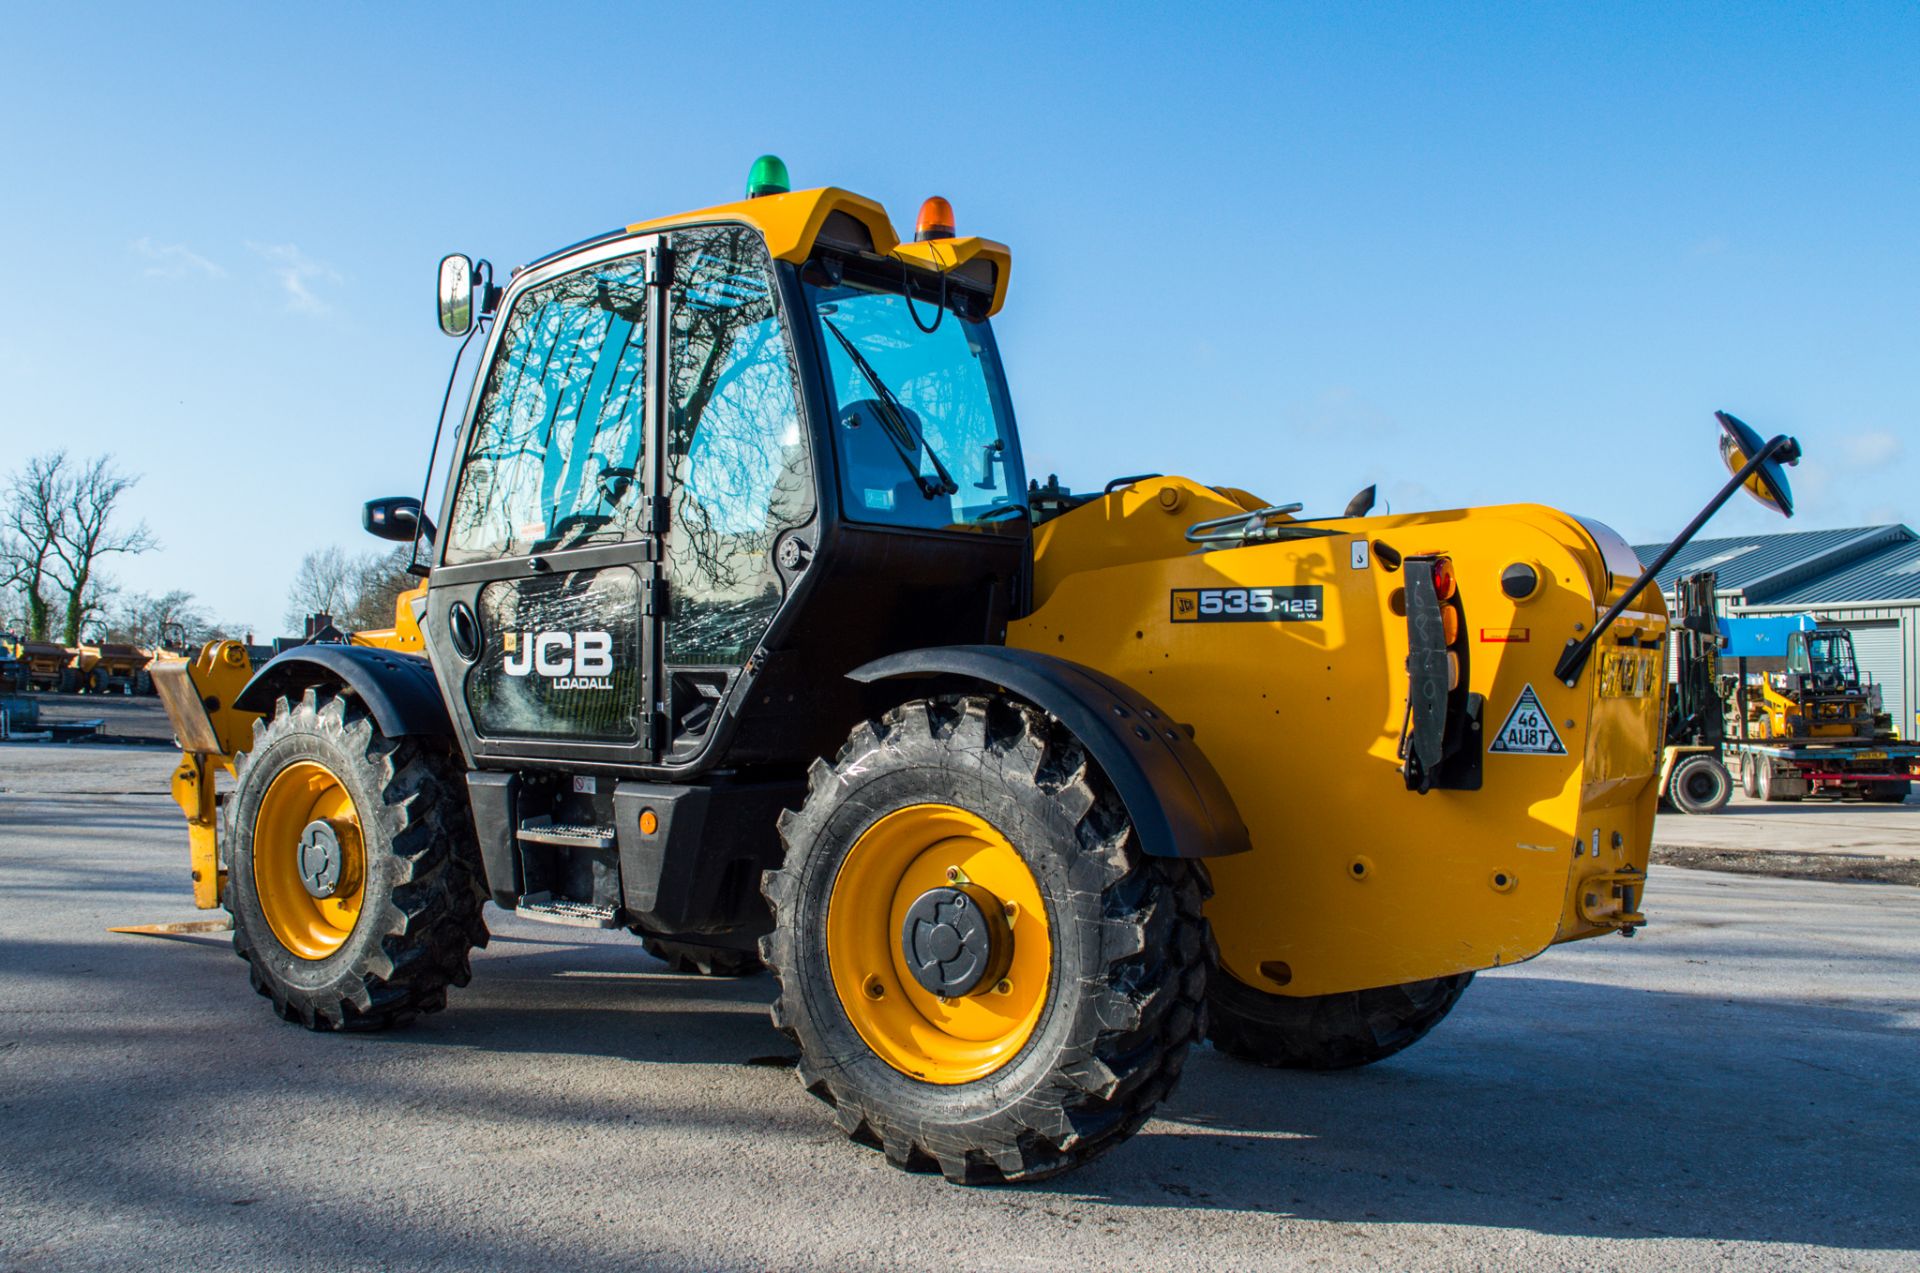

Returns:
151,158,1801,1183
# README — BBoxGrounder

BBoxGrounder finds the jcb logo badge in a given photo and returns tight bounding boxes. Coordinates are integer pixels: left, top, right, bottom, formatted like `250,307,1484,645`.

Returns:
502,630,614,690
1170,586,1323,623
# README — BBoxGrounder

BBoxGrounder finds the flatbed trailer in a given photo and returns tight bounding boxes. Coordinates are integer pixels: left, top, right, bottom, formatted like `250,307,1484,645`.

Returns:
1726,738,1918,803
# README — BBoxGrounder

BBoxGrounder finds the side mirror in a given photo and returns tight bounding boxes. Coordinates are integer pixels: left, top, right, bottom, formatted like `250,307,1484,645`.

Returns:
438,254,474,337
364,496,435,545
1715,410,1797,517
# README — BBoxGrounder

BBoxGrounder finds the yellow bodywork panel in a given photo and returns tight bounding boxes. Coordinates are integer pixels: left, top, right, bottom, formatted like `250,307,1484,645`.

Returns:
349,582,427,653
1010,478,1667,997
625,187,1011,316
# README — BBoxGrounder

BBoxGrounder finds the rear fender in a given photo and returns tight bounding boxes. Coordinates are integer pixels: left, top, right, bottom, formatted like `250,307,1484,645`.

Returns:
849,646,1250,859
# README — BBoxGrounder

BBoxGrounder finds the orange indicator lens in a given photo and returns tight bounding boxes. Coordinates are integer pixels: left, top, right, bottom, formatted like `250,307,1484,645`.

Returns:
916,196,956,242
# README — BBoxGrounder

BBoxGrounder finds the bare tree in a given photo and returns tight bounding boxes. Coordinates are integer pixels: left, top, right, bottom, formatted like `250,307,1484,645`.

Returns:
285,546,414,633
44,455,157,645
345,547,415,632
284,546,356,630
0,452,71,641
106,589,213,648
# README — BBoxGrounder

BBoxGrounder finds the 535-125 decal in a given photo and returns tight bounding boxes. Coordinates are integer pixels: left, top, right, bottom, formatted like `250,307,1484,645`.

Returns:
1170,586,1324,623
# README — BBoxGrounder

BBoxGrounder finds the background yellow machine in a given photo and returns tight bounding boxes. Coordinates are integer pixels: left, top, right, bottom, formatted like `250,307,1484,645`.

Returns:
150,158,1801,1183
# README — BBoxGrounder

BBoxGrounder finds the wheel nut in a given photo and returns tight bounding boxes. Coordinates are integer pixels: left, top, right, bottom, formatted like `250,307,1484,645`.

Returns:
993,979,1012,996
944,866,961,883
863,975,886,1000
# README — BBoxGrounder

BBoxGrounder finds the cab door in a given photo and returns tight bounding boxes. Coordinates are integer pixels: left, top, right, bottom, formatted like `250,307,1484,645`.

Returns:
425,236,666,768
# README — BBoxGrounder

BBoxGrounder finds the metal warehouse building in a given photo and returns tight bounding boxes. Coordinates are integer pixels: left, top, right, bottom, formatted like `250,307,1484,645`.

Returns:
1637,524,1920,739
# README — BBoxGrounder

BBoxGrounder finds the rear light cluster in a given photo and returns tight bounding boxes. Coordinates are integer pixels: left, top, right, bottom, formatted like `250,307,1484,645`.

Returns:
1398,554,1484,793
1429,557,1466,691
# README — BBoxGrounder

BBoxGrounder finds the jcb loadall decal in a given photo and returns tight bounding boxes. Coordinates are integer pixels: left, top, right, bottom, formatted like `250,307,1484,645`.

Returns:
502,630,615,690
1488,684,1566,755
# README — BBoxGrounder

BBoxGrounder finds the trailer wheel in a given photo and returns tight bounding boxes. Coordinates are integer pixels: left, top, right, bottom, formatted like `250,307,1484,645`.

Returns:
1206,970,1472,1070
225,687,489,1031
1863,780,1911,804
1740,758,1759,797
1668,754,1732,815
1755,761,1802,803
762,695,1211,1184
639,937,764,977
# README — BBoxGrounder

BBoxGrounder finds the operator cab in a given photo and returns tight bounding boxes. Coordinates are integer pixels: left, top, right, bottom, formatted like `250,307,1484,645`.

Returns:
1787,629,1860,693
393,163,1029,785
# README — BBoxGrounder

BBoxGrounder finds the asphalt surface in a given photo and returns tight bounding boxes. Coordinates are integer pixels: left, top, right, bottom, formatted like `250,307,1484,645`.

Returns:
2,745,1917,1271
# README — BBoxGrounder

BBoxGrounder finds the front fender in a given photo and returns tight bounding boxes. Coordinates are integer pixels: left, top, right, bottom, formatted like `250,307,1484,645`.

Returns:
234,645,452,738
850,646,1249,859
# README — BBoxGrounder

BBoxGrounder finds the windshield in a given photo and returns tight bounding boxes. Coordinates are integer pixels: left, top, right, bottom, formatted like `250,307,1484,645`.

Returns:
1804,632,1858,682
806,278,1024,532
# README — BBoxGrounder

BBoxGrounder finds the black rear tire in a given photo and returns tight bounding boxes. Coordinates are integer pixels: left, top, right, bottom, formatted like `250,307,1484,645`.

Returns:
1207,970,1472,1071
1669,754,1732,815
639,937,764,977
763,695,1211,1184
226,687,489,1031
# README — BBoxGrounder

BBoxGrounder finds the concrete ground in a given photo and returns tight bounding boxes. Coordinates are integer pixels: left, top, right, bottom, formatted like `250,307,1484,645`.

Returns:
1653,786,1920,885
2,745,1916,1271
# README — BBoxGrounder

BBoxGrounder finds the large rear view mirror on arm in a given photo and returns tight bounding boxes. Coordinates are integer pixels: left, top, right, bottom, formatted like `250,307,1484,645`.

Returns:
438,253,473,336
1553,410,1801,687
364,496,435,545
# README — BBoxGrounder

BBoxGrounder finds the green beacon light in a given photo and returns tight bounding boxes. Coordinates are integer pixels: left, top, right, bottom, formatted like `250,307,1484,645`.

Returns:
745,154,790,199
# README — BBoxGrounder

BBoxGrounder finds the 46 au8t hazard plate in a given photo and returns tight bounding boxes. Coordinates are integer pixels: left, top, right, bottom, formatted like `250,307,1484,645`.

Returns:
1171,586,1323,622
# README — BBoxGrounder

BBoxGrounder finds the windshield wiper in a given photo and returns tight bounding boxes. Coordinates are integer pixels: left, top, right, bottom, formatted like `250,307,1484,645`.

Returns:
822,319,960,498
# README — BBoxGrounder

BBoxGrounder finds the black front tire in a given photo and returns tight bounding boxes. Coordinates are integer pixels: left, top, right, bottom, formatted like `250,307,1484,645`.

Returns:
763,696,1212,1184
1669,754,1732,815
1207,970,1472,1071
226,688,489,1031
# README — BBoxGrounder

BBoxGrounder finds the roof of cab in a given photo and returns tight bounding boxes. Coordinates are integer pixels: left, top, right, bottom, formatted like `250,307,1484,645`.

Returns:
624,186,1011,316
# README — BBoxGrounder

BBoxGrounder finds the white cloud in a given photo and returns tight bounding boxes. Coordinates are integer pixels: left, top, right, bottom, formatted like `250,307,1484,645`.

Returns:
132,236,225,279
247,242,343,314
1839,430,1903,468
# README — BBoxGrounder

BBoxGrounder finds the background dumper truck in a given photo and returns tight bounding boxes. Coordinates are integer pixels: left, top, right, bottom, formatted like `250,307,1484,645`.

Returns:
149,160,1802,1183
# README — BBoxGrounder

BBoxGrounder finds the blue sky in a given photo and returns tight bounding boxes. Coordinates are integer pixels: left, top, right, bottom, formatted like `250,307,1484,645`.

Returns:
3,2,1914,634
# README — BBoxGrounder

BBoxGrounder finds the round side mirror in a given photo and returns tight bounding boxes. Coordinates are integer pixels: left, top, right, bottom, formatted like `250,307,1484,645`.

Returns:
1715,410,1797,518
438,253,474,337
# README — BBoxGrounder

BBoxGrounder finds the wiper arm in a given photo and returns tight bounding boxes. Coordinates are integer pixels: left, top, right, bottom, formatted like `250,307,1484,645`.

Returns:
822,319,959,498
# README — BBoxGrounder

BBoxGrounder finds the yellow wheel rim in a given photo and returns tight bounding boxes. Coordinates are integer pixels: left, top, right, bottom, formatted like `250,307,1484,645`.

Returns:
827,804,1051,1085
251,760,366,960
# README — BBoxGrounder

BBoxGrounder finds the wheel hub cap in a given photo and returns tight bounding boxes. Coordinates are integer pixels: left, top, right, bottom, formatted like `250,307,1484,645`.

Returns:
298,820,344,898
901,884,1010,997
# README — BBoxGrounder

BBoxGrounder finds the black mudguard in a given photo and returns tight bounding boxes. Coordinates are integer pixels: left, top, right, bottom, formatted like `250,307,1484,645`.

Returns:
850,646,1250,859
234,645,453,739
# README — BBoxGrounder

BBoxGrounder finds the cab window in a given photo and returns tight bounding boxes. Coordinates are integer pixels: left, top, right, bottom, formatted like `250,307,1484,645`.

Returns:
662,226,811,666
806,277,1024,533
446,256,649,563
